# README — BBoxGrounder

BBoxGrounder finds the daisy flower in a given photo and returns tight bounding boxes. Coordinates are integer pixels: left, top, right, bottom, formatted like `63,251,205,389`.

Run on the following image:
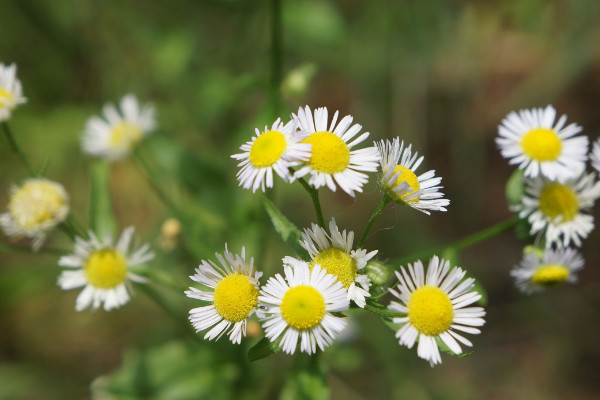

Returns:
511,247,584,294
259,259,349,355
298,218,377,308
375,138,449,214
590,138,600,174
231,118,311,192
0,178,69,250
0,62,27,122
81,94,156,161
58,227,154,311
185,245,262,344
293,106,380,197
516,172,600,248
496,105,588,181
388,256,486,366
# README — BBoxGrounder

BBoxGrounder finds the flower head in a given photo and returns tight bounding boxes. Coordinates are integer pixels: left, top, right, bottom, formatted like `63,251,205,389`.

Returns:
388,256,486,366
0,178,69,250
58,227,154,311
590,138,600,175
185,245,262,344
0,62,27,122
82,94,156,161
259,259,349,355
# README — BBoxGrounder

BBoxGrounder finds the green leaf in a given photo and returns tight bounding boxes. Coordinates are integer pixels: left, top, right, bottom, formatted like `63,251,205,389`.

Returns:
247,337,280,362
364,301,402,320
89,161,116,238
261,195,308,259
506,169,525,206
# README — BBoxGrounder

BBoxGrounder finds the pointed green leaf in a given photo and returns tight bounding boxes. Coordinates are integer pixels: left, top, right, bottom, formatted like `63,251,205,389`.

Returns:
248,337,280,362
261,195,308,258
506,169,525,206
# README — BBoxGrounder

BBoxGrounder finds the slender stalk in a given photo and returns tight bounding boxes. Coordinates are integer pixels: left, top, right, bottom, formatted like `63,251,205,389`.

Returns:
358,194,392,248
295,175,325,228
133,151,177,211
2,122,37,176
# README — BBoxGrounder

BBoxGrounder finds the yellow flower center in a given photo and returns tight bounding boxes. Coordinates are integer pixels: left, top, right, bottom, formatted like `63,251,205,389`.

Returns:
84,249,128,289
538,182,578,222
0,87,13,108
520,128,562,162
8,180,67,230
213,274,259,323
280,285,326,330
302,131,350,174
408,286,454,336
531,264,569,286
310,247,357,289
248,130,287,168
109,122,143,149
388,165,421,202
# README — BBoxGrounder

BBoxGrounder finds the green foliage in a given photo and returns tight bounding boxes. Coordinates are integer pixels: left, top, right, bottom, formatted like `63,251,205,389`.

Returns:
247,337,281,362
89,161,116,238
261,195,309,259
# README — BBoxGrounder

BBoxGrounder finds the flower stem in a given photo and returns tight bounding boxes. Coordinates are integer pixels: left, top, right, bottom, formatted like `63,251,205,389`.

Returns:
358,194,392,248
2,122,37,176
296,175,326,228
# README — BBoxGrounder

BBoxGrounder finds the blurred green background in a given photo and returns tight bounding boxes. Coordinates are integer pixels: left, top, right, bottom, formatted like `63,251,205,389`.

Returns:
2,0,600,399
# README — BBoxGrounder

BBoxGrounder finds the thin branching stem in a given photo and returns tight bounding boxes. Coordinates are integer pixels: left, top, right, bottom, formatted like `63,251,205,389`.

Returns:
358,194,392,248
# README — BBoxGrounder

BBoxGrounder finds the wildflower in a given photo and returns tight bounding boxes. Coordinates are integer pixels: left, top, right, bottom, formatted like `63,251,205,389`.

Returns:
0,62,27,122
590,138,600,174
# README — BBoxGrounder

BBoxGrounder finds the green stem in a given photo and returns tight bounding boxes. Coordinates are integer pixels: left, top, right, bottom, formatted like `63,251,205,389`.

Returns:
364,302,402,319
133,151,177,211
358,194,392,248
296,175,325,228
2,122,37,176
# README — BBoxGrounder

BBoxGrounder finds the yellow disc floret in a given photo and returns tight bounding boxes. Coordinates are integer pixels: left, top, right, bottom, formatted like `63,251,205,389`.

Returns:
531,264,569,286
0,87,13,108
249,130,287,167
213,273,259,322
84,249,128,289
388,165,421,202
8,180,68,230
520,128,562,162
109,122,143,150
538,182,578,222
280,285,326,330
408,286,454,336
310,247,357,288
302,131,350,174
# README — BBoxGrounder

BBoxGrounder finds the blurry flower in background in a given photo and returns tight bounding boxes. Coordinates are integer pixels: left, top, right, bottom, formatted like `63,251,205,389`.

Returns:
590,138,600,174
231,118,311,192
0,62,27,122
496,105,588,181
376,138,450,214
0,178,69,250
185,245,262,344
81,94,156,161
293,106,380,196
388,256,486,366
159,217,182,251
58,227,154,311
511,247,584,294
259,260,349,355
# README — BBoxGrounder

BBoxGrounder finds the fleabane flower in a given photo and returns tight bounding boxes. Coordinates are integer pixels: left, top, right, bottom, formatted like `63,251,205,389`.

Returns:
259,259,349,355
0,62,27,121
81,94,156,161
231,118,311,192
58,227,154,311
516,172,600,248
376,138,449,214
496,105,588,181
590,138,600,174
293,106,380,197
388,256,486,366
185,245,262,344
511,247,583,294
298,218,377,307
0,178,69,250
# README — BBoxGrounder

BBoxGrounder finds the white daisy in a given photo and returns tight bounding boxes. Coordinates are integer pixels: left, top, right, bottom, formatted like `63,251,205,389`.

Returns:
81,94,156,161
231,118,311,192
259,259,349,355
388,256,486,366
298,218,377,308
511,247,584,294
292,106,380,197
590,138,600,174
185,245,262,344
0,178,69,250
516,172,600,248
375,138,449,214
58,227,154,311
496,105,588,181
0,62,27,122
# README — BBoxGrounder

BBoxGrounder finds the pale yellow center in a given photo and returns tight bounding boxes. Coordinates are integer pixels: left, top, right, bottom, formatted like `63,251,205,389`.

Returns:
0,87,13,108
309,247,357,289
248,130,287,167
531,264,569,286
388,165,421,202
538,183,578,222
8,180,67,230
213,274,258,323
408,286,454,336
109,122,143,149
84,249,128,289
302,131,350,174
520,128,562,161
280,285,326,330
